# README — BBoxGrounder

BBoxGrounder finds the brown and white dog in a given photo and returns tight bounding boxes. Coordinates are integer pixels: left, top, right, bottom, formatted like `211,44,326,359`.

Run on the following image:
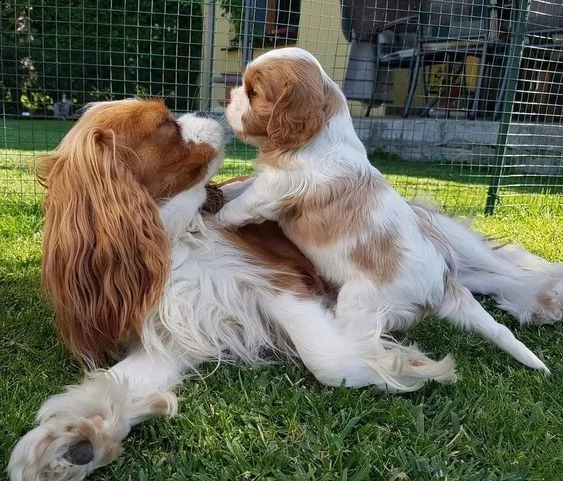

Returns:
8,95,561,480
218,47,563,379
8,99,459,481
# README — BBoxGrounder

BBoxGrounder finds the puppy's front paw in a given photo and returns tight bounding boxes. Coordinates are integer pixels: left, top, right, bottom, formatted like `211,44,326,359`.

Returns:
216,206,268,230
215,207,240,230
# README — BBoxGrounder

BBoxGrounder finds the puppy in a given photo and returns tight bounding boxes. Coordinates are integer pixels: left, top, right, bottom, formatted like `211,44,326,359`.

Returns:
218,47,558,375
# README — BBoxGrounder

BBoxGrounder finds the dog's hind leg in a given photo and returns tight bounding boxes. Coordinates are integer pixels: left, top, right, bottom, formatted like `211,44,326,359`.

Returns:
437,281,550,372
263,292,456,393
8,348,185,481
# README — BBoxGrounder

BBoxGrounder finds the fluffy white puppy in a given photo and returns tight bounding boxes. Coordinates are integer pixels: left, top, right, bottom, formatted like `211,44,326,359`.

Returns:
218,47,562,380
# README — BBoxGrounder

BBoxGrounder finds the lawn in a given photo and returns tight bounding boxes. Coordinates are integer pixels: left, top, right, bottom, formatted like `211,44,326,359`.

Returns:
1,120,562,480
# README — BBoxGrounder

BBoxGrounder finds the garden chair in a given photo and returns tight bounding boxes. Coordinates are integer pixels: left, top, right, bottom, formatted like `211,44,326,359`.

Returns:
403,0,513,119
515,0,563,121
340,0,420,116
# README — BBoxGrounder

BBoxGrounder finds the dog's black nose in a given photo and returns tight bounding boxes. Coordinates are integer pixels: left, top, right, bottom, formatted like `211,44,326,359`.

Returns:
63,440,94,465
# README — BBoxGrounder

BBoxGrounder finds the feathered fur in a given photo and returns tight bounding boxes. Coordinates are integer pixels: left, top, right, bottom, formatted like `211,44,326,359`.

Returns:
8,97,561,481
37,124,170,361
218,47,561,375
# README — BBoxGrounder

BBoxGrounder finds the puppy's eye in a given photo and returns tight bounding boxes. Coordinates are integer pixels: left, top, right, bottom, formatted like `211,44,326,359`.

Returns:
248,90,258,98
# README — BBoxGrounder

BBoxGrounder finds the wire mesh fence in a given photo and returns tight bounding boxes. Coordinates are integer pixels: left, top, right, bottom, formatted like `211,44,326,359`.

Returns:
1,0,562,215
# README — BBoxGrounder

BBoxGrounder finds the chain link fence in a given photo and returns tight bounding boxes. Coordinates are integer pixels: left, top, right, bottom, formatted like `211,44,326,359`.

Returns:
1,0,562,215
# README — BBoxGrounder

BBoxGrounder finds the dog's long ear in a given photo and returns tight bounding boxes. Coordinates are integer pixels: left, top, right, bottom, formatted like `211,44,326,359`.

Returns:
37,127,170,363
266,79,326,150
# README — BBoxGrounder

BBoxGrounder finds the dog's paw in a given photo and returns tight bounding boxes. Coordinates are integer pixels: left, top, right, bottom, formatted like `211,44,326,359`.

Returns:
8,372,178,481
215,207,267,231
184,212,206,234
532,282,563,325
8,414,122,481
214,207,239,230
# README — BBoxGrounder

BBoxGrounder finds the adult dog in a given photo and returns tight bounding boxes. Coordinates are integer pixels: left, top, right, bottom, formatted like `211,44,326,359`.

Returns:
8,98,561,481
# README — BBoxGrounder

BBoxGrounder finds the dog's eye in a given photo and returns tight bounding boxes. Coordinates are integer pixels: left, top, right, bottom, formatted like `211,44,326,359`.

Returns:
248,90,258,98
159,118,177,128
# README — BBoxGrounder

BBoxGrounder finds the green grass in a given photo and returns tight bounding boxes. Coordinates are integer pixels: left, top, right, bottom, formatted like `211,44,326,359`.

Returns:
0,119,257,198
1,121,562,480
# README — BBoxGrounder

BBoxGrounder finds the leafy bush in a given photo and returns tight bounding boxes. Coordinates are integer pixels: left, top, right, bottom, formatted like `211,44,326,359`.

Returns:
1,0,203,115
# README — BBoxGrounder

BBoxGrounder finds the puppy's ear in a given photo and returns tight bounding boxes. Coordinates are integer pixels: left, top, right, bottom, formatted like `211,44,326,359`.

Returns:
38,127,170,363
267,80,326,149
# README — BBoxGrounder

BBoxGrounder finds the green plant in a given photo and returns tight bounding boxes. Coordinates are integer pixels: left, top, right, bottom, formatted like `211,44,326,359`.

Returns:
20,78,53,114
0,0,204,114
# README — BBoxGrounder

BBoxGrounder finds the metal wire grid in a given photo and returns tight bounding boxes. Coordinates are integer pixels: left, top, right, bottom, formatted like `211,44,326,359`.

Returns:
1,0,562,215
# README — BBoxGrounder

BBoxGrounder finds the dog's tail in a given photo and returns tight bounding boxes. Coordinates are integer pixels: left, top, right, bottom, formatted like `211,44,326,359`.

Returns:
480,243,563,325
425,208,562,325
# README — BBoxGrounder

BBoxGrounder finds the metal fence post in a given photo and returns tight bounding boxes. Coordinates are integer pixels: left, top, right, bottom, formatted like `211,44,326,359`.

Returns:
200,1,216,112
241,0,258,70
485,0,531,215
